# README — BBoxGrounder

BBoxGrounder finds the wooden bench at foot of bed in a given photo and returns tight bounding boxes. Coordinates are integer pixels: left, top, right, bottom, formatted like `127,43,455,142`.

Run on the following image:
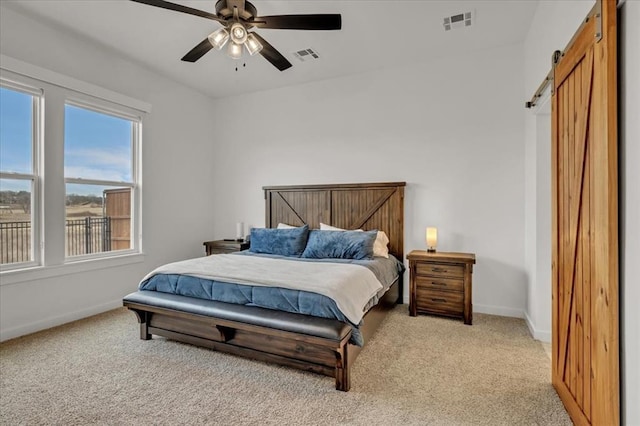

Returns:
123,290,354,391
123,279,400,392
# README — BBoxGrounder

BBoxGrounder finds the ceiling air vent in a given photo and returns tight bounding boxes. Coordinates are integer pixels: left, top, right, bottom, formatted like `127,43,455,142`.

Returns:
292,48,320,62
443,11,473,31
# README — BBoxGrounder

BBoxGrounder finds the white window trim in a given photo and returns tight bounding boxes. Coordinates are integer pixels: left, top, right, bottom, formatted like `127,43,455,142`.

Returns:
0,56,148,281
0,79,43,271
0,253,145,286
63,98,141,261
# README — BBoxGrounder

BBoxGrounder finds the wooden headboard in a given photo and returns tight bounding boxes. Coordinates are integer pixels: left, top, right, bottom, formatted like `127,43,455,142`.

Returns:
263,182,406,260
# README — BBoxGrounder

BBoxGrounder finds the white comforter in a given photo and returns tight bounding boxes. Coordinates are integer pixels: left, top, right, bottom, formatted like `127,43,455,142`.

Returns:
140,254,384,325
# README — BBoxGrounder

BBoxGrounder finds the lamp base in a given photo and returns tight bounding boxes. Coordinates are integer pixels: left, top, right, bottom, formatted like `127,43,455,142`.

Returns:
427,248,436,253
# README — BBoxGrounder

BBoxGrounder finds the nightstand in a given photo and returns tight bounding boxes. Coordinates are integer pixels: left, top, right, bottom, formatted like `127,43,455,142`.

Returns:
203,239,250,256
407,250,476,324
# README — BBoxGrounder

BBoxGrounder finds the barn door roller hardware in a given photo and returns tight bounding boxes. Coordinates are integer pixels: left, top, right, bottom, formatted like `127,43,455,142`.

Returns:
524,50,561,109
525,0,606,109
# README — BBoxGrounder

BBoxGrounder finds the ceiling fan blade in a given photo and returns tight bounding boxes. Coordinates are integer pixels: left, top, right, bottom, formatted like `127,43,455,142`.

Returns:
252,14,341,30
130,0,225,23
181,39,214,63
251,33,292,71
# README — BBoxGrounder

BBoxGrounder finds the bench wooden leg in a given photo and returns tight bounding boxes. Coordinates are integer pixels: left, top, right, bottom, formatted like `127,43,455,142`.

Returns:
335,341,350,391
129,309,151,340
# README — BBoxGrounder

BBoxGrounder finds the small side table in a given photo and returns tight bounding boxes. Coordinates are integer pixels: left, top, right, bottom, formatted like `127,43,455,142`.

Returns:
406,250,476,324
203,239,250,256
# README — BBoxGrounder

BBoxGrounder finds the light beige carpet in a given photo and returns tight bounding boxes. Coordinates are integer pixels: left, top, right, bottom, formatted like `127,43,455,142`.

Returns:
0,306,570,425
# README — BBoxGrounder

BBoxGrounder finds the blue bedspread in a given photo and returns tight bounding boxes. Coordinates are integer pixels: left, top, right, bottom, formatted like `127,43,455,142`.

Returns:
139,253,404,346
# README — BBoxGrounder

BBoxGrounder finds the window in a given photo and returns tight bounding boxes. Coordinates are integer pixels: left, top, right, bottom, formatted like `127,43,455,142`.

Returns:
0,61,148,279
64,102,139,258
0,83,41,267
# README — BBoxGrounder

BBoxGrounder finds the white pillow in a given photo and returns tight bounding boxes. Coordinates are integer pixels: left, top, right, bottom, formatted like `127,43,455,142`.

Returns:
373,231,390,258
319,223,389,258
277,223,296,229
319,223,352,232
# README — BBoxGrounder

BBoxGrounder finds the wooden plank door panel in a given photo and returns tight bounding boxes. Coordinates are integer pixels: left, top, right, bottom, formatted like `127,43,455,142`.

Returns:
551,1,618,425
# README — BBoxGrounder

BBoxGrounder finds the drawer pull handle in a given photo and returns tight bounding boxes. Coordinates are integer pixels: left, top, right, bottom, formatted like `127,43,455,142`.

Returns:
432,282,447,286
431,298,447,303
432,267,447,273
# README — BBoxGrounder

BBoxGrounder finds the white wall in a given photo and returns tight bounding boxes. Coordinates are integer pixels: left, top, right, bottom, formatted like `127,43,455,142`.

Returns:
524,1,640,423
525,98,552,342
209,43,527,317
0,6,219,340
523,0,592,341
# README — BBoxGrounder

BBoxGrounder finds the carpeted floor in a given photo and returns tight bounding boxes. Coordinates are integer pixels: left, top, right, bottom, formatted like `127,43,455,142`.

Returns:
0,306,570,425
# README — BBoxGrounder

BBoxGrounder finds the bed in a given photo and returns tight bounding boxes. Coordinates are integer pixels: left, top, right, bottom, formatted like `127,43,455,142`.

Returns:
123,181,405,391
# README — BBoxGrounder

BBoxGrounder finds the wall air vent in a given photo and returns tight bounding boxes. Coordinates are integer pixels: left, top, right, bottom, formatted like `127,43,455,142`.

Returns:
292,48,320,62
443,11,474,31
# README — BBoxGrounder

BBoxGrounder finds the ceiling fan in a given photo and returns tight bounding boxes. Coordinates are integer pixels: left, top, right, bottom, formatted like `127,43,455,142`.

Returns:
130,0,342,71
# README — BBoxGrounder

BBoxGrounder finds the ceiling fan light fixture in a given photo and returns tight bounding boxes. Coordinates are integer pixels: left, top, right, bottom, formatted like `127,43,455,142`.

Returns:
227,41,243,59
208,27,229,50
229,23,248,44
133,0,341,71
245,33,263,56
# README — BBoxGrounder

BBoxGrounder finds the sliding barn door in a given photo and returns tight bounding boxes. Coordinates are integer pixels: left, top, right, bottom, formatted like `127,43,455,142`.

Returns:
551,0,618,424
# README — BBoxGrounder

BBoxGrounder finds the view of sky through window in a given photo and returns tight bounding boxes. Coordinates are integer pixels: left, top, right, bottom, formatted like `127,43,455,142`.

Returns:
64,104,133,196
0,87,33,176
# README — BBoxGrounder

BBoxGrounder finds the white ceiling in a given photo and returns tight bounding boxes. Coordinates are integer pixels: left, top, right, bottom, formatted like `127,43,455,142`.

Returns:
3,0,539,99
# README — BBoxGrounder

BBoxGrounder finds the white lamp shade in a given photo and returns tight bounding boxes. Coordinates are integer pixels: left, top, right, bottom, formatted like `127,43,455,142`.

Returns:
208,28,229,50
227,42,243,59
426,227,438,251
245,33,263,56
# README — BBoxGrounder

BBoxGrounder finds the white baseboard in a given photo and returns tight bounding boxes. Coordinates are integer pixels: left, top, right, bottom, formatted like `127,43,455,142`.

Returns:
524,312,552,342
0,299,122,342
474,303,524,319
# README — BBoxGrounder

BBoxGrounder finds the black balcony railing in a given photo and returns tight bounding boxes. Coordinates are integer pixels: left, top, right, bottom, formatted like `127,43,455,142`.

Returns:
0,217,112,264
0,221,31,264
65,217,112,257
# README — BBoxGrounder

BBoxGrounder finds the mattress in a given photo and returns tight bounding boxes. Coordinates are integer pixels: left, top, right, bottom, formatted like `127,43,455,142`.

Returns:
138,252,403,346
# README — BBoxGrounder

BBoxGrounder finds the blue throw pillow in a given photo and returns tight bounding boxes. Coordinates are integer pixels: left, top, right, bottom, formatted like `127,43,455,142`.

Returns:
249,225,310,257
301,229,377,260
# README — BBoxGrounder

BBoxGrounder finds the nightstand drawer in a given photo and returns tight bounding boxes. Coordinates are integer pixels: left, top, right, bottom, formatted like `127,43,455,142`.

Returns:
416,276,464,293
416,288,463,315
415,262,464,278
204,240,250,256
209,248,240,255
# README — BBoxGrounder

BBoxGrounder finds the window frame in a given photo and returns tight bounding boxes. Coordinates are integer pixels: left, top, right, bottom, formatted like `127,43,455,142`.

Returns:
0,79,43,271
63,98,142,262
